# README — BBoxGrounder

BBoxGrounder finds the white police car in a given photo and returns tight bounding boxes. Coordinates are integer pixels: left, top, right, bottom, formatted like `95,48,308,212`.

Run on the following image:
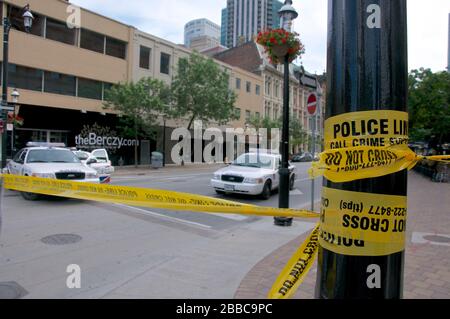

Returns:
73,149,114,183
211,152,296,200
5,143,99,200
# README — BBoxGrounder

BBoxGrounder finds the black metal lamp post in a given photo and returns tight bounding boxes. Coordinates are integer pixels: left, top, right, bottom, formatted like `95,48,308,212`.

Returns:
274,0,298,227
1,6,33,168
315,0,408,299
10,88,19,157
162,117,166,167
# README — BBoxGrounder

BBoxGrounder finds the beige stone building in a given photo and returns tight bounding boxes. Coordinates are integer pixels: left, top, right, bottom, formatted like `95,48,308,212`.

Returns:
0,0,138,164
0,0,266,164
132,28,264,162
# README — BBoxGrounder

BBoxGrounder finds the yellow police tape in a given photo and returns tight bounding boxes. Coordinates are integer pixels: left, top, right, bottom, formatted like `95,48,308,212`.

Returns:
267,224,319,299
308,110,450,182
309,145,450,183
0,174,318,219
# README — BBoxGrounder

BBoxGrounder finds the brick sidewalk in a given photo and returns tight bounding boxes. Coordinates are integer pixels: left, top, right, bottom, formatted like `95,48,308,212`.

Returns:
235,172,450,299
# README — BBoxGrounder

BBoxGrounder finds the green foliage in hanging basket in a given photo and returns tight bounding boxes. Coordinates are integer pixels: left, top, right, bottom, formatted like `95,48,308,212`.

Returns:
256,29,305,64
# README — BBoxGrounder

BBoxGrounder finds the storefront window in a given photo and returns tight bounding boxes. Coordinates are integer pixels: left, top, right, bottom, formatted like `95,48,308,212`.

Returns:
80,28,105,54
8,64,43,92
106,37,127,59
45,17,77,45
78,78,103,100
44,71,76,96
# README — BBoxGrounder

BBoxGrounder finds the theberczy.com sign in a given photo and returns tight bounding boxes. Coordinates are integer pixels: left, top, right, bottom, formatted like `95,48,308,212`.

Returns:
75,133,139,150
75,124,139,150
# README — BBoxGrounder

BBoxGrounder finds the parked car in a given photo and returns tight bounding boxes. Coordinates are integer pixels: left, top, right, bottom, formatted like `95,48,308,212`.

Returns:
73,149,114,183
6,143,100,200
211,152,296,200
292,152,314,162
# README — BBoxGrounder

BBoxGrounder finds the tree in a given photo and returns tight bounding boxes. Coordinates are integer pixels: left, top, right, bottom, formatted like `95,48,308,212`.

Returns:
289,117,307,154
247,115,281,149
170,52,238,130
408,68,450,144
103,77,171,166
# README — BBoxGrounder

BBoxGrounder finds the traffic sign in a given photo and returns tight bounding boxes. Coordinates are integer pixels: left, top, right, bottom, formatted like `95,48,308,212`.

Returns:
307,93,318,116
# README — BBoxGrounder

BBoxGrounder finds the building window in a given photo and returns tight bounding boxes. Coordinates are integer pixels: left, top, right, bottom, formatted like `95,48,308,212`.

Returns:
256,112,260,119
140,46,151,69
255,84,261,95
80,28,105,54
246,81,251,93
160,53,171,75
7,64,43,92
106,37,127,59
78,78,103,100
275,81,279,98
45,17,77,45
44,71,76,96
245,110,251,122
102,82,114,100
236,78,241,89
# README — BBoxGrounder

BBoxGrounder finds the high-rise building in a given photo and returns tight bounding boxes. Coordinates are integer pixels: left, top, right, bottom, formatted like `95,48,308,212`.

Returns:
184,18,220,51
221,0,284,48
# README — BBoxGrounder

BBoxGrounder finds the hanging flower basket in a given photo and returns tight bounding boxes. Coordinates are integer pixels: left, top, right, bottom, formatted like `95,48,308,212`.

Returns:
256,29,305,64
7,112,24,126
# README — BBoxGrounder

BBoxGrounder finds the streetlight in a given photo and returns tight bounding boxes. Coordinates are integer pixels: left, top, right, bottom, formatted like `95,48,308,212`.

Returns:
275,0,298,227
1,5,32,168
10,89,20,157
11,89,20,104
23,8,34,33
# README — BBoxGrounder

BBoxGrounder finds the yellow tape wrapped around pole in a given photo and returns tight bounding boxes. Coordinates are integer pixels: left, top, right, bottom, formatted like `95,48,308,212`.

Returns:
309,146,450,183
268,224,320,299
0,174,318,219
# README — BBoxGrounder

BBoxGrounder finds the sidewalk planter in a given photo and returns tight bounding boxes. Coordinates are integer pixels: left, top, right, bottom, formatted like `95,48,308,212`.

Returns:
414,159,449,183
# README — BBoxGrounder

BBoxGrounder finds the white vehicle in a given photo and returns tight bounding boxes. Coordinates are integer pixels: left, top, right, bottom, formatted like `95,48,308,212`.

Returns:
6,143,100,200
73,149,115,182
211,153,296,200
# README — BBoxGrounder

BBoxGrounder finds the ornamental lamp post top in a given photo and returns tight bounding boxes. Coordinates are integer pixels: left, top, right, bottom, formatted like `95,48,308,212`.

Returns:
22,9,34,33
11,88,20,104
279,0,298,32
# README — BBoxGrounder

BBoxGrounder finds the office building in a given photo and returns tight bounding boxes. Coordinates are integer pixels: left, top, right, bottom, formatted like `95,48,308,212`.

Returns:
184,18,220,51
221,0,284,48
0,0,265,164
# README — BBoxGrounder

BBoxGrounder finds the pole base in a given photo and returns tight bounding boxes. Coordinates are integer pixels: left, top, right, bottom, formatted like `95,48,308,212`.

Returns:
274,217,293,227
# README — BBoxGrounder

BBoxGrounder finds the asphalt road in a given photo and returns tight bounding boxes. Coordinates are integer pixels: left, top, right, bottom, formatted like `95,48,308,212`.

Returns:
110,162,322,230
0,163,320,298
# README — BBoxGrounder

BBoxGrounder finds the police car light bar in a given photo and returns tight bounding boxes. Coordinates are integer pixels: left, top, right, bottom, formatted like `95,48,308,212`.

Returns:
26,142,66,148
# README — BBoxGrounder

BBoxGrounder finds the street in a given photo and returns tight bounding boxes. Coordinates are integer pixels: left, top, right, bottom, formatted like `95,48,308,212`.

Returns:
0,163,320,299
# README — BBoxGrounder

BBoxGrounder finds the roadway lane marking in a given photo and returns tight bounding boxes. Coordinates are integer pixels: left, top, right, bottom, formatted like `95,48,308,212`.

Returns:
113,204,212,229
290,189,304,195
212,213,248,221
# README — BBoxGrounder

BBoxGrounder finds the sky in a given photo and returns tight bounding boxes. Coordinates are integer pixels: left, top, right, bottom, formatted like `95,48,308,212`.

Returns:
71,0,450,74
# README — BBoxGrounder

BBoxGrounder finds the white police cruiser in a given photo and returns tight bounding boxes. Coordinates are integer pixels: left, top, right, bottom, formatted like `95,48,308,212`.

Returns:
211,152,296,200
5,142,99,200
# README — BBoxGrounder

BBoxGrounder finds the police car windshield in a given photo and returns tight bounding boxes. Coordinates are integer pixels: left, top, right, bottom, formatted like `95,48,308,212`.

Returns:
27,149,81,164
232,154,274,169
74,151,89,160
